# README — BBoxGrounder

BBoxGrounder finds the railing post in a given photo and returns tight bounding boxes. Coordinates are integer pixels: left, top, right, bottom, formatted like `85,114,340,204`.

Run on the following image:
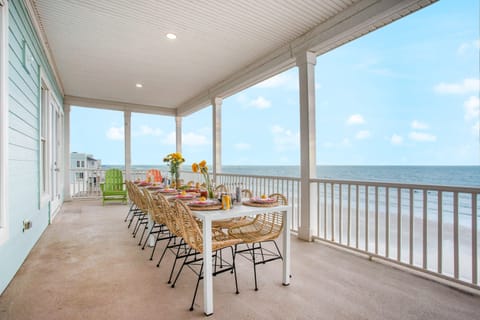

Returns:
296,51,316,241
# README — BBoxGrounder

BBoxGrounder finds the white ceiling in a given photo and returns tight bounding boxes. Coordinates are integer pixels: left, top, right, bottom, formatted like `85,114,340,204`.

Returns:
29,0,435,116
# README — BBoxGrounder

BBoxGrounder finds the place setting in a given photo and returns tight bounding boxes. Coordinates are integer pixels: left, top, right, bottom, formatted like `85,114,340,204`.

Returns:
243,195,279,207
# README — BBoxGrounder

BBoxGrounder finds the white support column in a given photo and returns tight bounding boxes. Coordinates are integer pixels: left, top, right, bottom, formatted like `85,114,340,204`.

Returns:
63,104,71,201
297,51,317,241
175,116,182,154
124,111,131,181
211,97,222,179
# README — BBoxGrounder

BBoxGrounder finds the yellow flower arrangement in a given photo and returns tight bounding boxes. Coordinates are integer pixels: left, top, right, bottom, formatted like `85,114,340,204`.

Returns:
163,152,185,183
192,160,214,198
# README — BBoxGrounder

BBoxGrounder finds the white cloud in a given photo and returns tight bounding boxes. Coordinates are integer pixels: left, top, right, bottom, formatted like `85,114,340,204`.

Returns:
183,132,210,146
249,96,272,109
106,126,124,140
409,131,437,142
457,39,480,54
135,125,163,137
322,141,334,148
411,120,429,130
355,130,371,140
255,74,288,88
390,134,403,145
164,132,176,145
254,73,298,90
341,138,351,147
347,114,365,125
271,125,299,151
162,131,210,146
434,78,480,94
464,95,480,120
234,142,251,150
472,121,480,135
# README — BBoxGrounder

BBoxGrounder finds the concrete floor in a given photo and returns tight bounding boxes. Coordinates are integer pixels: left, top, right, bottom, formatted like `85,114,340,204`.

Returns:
1,200,479,320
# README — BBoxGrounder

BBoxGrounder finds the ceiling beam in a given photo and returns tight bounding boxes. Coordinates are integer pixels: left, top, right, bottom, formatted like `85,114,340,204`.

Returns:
64,95,176,116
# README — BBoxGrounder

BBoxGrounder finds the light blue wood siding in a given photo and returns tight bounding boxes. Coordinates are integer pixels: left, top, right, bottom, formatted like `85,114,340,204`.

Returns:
0,0,63,293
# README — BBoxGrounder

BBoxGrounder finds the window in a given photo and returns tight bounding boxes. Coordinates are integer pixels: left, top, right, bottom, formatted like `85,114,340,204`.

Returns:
81,160,85,168
77,160,80,168
0,0,8,244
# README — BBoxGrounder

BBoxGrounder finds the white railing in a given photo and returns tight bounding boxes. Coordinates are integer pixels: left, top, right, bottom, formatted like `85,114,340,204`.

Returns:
310,179,480,289
68,168,479,289
69,168,167,198
215,173,301,231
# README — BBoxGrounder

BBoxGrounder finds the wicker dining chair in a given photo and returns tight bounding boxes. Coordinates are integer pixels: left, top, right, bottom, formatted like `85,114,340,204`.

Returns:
215,184,228,193
124,181,143,225
228,193,287,291
155,194,191,285
212,189,254,229
129,183,149,238
171,200,242,311
139,189,171,260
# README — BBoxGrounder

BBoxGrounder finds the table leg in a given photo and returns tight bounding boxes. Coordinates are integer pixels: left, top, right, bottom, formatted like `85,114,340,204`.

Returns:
148,216,155,247
282,209,291,285
202,217,214,316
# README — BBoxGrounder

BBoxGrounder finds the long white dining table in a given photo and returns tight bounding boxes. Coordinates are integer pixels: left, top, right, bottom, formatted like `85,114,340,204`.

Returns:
191,202,291,316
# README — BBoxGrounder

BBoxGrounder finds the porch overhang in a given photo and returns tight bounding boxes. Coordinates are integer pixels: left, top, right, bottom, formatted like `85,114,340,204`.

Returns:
28,0,436,116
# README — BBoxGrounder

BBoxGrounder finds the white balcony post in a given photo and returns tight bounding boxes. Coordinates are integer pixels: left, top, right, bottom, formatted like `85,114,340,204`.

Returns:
297,51,317,241
175,116,182,154
63,103,71,201
124,111,131,181
212,97,222,180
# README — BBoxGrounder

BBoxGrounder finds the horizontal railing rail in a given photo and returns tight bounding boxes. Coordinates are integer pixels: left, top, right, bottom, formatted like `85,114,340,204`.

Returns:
310,178,480,289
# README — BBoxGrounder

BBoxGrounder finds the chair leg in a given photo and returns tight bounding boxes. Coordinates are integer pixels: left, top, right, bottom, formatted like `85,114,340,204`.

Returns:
124,203,135,222
190,262,204,311
140,223,154,247
252,243,259,291
168,242,185,284
127,211,136,228
231,246,239,294
259,242,266,263
171,248,192,288
157,236,173,267
137,221,149,246
148,230,162,260
272,240,283,260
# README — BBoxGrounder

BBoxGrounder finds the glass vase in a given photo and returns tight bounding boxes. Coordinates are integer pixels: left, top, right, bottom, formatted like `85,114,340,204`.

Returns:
207,186,215,199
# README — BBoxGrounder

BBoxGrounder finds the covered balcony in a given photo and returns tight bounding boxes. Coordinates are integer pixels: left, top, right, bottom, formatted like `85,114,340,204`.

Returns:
1,199,479,319
0,0,479,318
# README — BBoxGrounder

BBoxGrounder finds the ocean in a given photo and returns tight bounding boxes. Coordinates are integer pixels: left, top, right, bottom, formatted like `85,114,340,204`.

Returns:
107,165,480,187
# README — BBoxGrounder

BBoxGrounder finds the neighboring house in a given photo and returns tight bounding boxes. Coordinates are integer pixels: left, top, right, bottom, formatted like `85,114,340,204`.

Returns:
70,152,102,196
0,1,64,294
70,152,101,181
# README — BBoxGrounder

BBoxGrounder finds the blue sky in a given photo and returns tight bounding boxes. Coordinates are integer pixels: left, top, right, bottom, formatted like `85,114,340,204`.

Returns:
70,0,479,166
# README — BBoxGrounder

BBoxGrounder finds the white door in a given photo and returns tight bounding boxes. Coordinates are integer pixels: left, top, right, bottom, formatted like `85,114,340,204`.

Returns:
49,97,63,217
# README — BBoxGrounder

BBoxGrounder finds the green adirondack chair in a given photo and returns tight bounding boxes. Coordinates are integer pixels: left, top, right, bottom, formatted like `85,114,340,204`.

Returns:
100,168,127,205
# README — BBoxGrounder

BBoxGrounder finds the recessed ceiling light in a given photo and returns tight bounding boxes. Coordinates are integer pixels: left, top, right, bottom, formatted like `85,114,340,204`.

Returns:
166,33,177,40
135,83,143,88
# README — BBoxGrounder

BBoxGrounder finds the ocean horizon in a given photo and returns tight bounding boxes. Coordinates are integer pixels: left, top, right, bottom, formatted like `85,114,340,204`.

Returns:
100,165,480,187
